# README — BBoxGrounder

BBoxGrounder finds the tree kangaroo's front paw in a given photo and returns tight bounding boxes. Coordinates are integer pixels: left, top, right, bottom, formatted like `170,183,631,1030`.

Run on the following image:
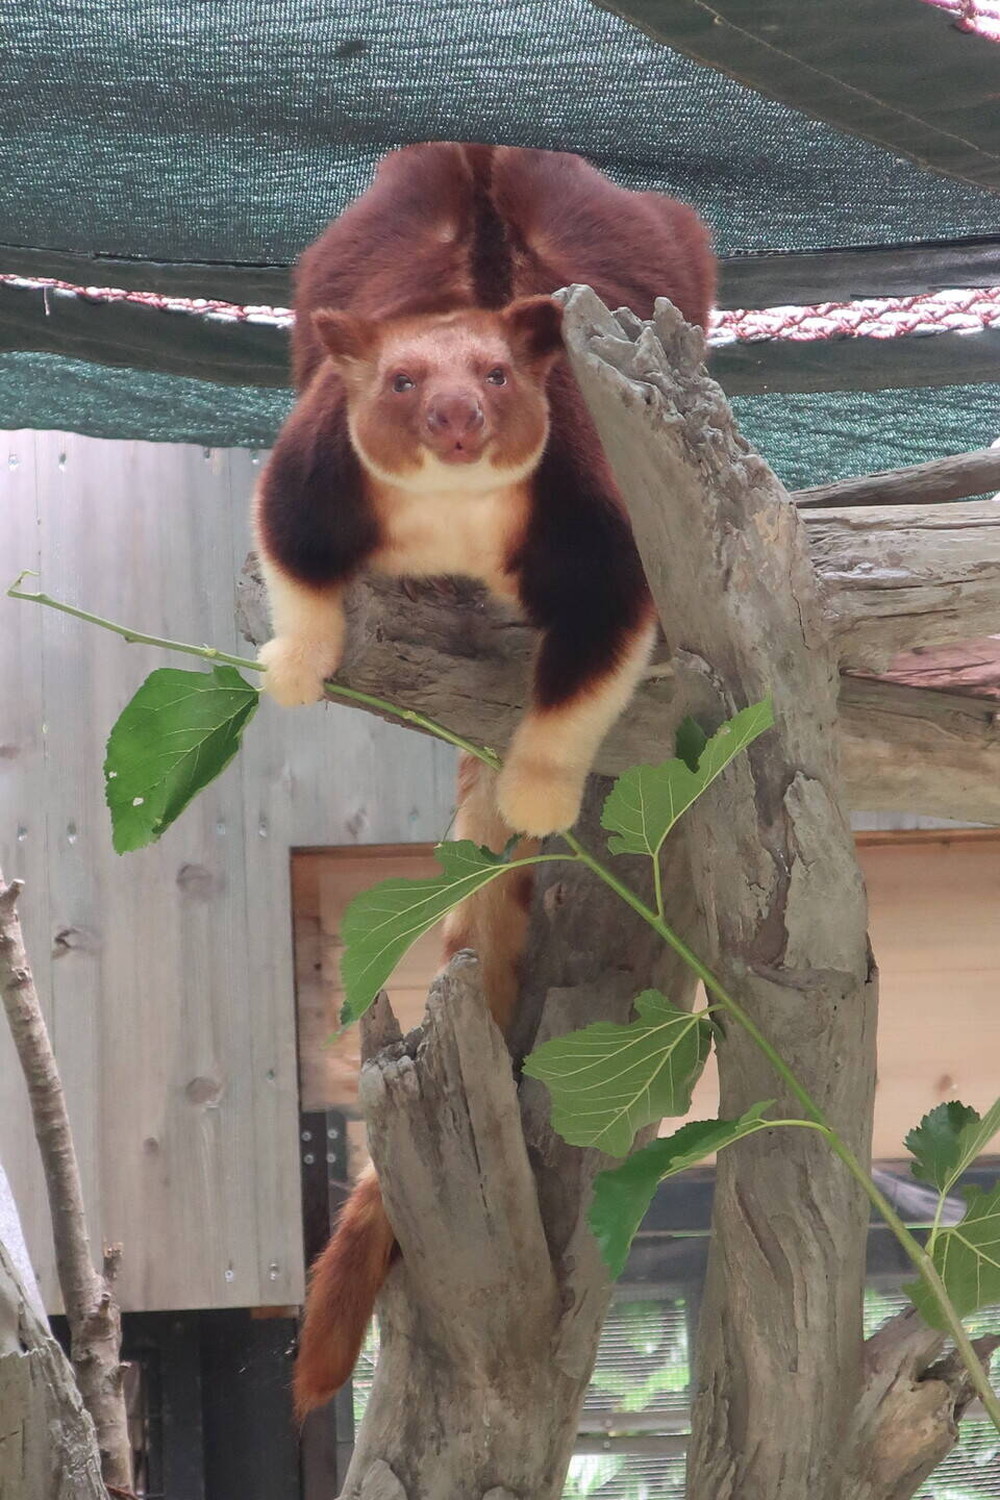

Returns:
496,758,585,837
258,637,338,707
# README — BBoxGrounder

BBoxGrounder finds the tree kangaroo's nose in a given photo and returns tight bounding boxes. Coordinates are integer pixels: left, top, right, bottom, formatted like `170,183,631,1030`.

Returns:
425,392,485,438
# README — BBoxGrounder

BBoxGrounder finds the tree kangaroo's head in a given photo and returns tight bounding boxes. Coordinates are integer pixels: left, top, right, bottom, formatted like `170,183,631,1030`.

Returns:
312,296,563,491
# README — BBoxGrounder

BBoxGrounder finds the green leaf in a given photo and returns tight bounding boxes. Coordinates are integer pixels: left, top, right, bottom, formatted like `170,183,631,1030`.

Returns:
905,1100,983,1192
589,1103,776,1277
602,698,774,858
675,716,708,774
339,840,517,1025
906,1181,1000,1327
522,990,713,1158
104,666,259,853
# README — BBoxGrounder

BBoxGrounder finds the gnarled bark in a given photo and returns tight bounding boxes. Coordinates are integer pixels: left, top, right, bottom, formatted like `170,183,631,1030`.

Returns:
240,290,997,1496
0,1203,106,1499
0,870,132,1492
338,786,698,1499
238,584,1000,828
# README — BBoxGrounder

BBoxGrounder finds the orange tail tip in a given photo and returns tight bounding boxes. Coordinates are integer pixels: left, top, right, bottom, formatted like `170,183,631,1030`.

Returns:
293,1164,396,1421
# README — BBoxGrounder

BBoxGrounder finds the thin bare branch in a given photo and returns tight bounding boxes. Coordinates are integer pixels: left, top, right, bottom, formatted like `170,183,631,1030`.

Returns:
794,446,1000,509
0,868,133,1492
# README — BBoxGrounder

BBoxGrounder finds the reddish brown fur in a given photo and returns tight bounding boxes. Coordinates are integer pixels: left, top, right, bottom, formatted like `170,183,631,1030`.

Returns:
293,1164,396,1421
258,142,715,1414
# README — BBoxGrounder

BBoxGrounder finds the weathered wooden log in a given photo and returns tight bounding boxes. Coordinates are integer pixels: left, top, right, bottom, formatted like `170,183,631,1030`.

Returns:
239,577,1000,827
0,1210,106,1499
338,784,698,1499
794,445,1000,510
844,1307,1000,1500
810,499,1000,670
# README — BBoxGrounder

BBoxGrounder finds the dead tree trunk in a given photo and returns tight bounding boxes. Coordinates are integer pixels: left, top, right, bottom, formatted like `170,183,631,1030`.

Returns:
0,1177,106,1499
337,790,698,1500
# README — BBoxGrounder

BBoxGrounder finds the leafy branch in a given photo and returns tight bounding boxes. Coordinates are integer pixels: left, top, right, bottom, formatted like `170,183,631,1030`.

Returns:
9,578,1000,1427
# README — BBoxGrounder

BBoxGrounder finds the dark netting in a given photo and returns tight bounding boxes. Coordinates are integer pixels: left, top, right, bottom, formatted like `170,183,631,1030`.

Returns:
2,0,998,265
1,352,993,493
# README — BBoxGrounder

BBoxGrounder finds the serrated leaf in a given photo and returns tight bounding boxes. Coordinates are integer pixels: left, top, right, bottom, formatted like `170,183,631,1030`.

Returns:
602,698,774,858
339,840,516,1025
950,1097,1000,1186
589,1104,776,1276
675,716,708,774
905,1100,984,1192
522,990,712,1158
104,666,259,853
906,1181,1000,1327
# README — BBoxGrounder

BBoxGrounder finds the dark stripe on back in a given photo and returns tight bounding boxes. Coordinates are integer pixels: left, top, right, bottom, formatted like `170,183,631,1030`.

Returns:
464,145,514,309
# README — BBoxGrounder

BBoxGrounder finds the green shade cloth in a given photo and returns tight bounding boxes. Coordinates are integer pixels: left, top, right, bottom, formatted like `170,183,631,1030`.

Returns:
0,2,997,443
2,353,994,495
3,0,997,266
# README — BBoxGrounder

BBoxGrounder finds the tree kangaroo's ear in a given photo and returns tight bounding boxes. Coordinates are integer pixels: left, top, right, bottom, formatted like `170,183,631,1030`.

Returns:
500,296,564,369
313,309,381,369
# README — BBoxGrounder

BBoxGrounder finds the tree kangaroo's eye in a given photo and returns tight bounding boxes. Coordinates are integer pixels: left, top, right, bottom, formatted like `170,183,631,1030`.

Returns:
392,373,415,393
485,367,507,386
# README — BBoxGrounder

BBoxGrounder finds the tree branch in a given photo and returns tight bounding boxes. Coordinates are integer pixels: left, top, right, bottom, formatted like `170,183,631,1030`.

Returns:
238,566,1000,826
845,1307,1000,1500
0,870,133,1493
809,500,1000,670
0,1234,107,1499
794,445,1000,510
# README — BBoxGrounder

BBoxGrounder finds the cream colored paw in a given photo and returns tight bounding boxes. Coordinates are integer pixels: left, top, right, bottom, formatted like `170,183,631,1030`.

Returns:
496,758,585,836
258,637,339,707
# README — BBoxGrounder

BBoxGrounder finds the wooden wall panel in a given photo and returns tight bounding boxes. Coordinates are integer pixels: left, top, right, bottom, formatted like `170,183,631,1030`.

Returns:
0,433,53,1275
0,434,457,1312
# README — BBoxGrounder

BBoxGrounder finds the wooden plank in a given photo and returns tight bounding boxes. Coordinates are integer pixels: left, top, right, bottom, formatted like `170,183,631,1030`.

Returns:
793,447,1000,510
0,246,292,304
0,283,290,389
0,435,459,1314
29,433,267,1310
3,247,1000,406
296,847,442,1114
0,431,56,1295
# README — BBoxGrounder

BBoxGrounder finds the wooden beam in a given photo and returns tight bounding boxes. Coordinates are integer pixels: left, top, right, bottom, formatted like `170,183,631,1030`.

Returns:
3,236,997,310
717,238,1000,311
712,327,1000,395
794,447,1000,508
592,0,1000,192
1,241,997,400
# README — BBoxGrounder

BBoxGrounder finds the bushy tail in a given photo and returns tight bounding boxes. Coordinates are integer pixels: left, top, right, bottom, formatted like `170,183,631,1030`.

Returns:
293,1163,395,1420
294,754,534,1412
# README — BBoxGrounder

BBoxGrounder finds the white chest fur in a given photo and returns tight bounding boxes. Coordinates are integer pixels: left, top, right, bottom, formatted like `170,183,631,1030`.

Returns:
370,479,528,598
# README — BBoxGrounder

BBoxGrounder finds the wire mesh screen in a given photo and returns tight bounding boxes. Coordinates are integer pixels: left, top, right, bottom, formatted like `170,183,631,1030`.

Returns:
350,1289,1000,1498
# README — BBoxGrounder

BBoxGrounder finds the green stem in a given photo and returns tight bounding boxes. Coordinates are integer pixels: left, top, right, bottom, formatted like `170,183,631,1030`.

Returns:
7,578,264,674
826,1134,1000,1429
8,576,504,772
321,682,501,771
652,852,665,923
